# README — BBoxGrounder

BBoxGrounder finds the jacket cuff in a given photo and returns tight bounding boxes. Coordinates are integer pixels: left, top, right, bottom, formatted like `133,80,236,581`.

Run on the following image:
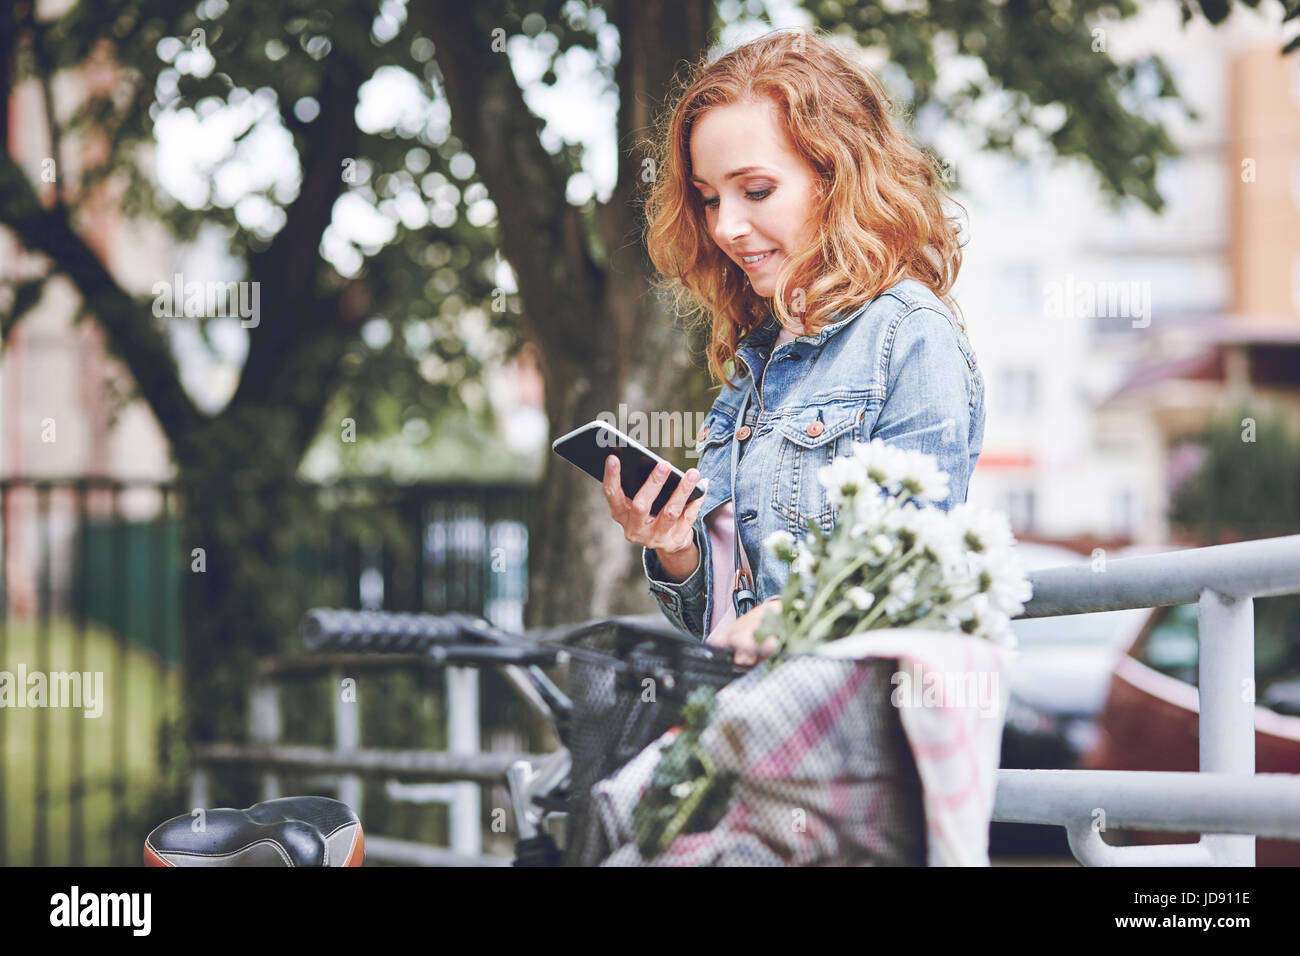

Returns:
643,522,708,638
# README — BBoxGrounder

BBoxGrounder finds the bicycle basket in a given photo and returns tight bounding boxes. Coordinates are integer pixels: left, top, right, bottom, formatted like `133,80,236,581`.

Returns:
590,655,929,866
554,617,741,866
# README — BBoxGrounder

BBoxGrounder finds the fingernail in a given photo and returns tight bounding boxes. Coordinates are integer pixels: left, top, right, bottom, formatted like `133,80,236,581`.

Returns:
685,468,699,482
608,456,618,469
654,462,669,476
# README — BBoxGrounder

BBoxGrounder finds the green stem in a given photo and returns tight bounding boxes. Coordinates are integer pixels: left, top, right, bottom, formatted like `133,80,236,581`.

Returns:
800,498,912,624
801,550,876,623
801,597,855,647
658,751,722,854
860,544,920,592
786,542,925,654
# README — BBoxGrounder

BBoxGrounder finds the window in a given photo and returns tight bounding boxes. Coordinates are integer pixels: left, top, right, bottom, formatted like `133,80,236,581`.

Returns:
1134,603,1200,686
1113,487,1136,538
1005,488,1035,532
1000,265,1038,315
1155,157,1186,208
1000,368,1039,415
1133,596,1300,707
1256,595,1300,704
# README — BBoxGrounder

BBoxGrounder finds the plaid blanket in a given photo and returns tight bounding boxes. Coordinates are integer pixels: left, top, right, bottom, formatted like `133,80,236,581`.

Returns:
592,630,1014,866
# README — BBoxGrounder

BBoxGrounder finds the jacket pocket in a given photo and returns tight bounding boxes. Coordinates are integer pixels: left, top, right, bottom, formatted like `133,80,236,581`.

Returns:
770,401,865,538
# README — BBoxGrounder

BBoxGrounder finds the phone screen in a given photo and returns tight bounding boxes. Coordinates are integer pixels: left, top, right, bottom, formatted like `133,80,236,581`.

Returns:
553,424,704,517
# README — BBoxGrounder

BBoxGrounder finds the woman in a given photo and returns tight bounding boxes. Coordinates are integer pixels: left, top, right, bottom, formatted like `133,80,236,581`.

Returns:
602,30,985,665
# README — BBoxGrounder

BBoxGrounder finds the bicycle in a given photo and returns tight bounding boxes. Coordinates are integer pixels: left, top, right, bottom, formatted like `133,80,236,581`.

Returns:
144,609,745,867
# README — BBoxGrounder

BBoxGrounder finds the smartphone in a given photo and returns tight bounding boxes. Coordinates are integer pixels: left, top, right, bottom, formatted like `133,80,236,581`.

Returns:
552,421,706,517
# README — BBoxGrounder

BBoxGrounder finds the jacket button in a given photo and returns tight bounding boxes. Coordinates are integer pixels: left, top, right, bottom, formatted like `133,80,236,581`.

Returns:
735,425,752,441
696,425,708,442
806,420,824,438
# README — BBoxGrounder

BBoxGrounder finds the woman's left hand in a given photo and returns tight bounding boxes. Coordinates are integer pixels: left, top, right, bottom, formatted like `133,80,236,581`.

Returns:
708,598,782,666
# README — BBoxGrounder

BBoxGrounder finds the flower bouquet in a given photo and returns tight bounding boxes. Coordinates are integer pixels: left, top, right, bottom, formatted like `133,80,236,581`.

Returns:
620,439,1033,864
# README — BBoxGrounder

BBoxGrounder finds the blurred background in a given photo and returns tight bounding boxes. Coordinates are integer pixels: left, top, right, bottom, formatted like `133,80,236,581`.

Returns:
1,0,1297,865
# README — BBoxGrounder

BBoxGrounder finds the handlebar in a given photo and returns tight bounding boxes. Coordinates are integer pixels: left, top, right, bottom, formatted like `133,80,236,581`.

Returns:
301,607,572,720
302,609,532,656
429,644,556,667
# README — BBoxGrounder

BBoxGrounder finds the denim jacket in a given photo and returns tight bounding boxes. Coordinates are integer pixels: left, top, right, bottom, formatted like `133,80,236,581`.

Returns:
643,277,986,642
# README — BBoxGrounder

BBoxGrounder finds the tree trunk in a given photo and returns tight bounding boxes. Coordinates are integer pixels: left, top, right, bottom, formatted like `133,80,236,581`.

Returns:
521,0,714,629
175,405,335,745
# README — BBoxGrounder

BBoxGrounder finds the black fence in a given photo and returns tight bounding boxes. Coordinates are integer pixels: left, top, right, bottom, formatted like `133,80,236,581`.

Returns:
0,476,537,866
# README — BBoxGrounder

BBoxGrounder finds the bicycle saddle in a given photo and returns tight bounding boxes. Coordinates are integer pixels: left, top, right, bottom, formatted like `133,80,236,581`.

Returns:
144,796,364,867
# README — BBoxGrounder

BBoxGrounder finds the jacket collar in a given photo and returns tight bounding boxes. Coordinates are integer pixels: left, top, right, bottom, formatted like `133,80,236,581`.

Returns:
733,304,864,382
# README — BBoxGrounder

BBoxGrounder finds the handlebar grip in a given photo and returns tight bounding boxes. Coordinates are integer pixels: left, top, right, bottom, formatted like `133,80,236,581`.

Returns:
430,645,557,667
302,608,480,654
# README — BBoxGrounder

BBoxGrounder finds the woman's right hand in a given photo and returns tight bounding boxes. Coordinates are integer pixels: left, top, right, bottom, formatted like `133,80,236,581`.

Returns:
602,455,707,556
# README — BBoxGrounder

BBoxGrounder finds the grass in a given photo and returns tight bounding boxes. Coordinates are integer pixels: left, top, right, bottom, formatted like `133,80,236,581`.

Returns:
0,616,182,866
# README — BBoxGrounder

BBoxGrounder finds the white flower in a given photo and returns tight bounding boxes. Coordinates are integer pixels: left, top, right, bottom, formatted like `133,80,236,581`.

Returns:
869,533,895,557
970,550,1034,618
881,504,918,535
897,451,951,504
850,486,890,533
910,507,963,571
791,547,817,578
950,503,1015,554
846,586,875,610
764,530,797,561
818,455,870,507
851,439,909,492
945,593,979,633
881,568,917,617
973,602,1016,649
889,568,917,594
945,592,1015,646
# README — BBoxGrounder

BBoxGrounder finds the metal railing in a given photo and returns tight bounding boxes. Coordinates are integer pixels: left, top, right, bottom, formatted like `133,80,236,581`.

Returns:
190,648,556,866
995,533,1300,866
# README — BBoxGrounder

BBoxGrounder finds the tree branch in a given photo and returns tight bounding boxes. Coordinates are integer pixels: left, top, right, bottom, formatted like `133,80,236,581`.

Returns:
0,152,204,449
601,0,711,373
406,1,606,370
0,4,202,451
234,56,369,409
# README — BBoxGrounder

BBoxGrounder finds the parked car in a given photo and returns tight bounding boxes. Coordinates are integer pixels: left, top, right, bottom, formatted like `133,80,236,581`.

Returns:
1082,594,1300,866
1001,607,1152,768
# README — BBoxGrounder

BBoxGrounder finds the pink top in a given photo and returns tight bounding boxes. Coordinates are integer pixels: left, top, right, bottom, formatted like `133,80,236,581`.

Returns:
705,324,801,640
